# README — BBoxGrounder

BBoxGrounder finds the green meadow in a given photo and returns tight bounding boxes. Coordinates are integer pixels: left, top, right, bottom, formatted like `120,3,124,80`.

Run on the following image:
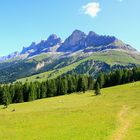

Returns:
0,82,140,140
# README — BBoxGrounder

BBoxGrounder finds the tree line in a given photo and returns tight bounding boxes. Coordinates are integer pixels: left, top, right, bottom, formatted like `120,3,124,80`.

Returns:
96,67,140,89
1,67,140,107
0,74,95,107
94,67,140,96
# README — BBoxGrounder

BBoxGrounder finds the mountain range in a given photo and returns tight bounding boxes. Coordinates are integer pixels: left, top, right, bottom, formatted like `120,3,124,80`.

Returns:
0,30,137,61
0,30,139,83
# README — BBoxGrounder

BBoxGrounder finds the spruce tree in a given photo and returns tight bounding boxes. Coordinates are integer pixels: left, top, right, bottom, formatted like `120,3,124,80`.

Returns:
0,85,3,104
77,76,86,93
94,82,101,96
28,83,35,101
47,79,57,97
97,73,105,88
67,77,74,94
13,82,23,103
36,82,41,99
56,77,62,96
60,77,68,95
9,84,15,103
23,82,29,102
41,82,47,98
72,75,78,92
2,85,10,107
88,76,94,90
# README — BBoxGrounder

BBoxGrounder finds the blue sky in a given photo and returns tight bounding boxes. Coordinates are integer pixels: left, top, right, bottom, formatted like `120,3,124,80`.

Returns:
0,0,139,56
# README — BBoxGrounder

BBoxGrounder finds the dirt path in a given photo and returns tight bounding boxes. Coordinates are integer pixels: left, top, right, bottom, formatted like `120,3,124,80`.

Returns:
112,105,130,140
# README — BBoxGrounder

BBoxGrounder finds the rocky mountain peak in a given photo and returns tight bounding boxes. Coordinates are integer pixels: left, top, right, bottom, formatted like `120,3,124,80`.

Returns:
57,30,86,52
46,34,62,48
72,29,86,37
47,34,59,42
88,31,97,36
70,30,86,44
86,31,116,47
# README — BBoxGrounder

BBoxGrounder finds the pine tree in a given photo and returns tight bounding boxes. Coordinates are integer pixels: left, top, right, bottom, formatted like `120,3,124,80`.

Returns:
40,82,47,98
13,82,23,103
67,77,74,93
23,82,29,102
2,85,10,107
94,82,101,96
56,77,62,96
116,69,123,85
28,83,35,101
72,75,78,92
0,85,3,104
9,84,15,103
97,73,105,88
60,77,68,95
47,80,57,97
36,82,41,99
77,76,86,93
88,76,94,90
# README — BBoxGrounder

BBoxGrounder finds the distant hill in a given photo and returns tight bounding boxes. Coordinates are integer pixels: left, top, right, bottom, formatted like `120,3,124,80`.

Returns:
0,30,140,83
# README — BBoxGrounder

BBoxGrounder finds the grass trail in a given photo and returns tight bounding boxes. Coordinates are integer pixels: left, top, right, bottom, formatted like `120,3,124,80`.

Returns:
112,105,130,140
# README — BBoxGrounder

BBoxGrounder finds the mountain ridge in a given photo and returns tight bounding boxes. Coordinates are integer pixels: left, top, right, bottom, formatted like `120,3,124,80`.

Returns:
0,30,138,62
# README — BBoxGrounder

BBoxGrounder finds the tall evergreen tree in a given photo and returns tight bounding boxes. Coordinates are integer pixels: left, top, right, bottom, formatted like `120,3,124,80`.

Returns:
96,73,105,88
2,85,10,107
88,76,94,90
28,83,35,101
56,77,62,96
47,79,57,97
36,82,41,99
77,76,87,93
60,77,68,95
40,82,47,98
67,77,74,93
115,69,123,85
13,82,23,103
94,82,101,96
9,84,15,103
0,85,4,105
23,82,29,102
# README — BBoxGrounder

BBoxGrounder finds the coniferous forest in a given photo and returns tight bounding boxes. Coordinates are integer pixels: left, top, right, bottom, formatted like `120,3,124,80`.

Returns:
1,67,140,106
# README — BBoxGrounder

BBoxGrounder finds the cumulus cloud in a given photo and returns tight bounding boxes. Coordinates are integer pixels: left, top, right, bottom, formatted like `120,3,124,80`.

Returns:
82,2,101,18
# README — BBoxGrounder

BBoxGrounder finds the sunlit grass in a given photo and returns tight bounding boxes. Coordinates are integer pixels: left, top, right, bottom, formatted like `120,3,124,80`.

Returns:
1,82,140,139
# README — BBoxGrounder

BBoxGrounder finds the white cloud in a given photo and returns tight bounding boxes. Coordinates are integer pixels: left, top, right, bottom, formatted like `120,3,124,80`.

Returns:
82,2,101,18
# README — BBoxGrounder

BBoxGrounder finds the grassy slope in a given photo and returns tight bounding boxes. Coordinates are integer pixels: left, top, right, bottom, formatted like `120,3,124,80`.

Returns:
17,50,140,83
0,82,140,140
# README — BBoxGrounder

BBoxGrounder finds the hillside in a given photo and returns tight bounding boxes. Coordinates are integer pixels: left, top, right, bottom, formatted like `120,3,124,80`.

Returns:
0,82,140,140
17,50,140,83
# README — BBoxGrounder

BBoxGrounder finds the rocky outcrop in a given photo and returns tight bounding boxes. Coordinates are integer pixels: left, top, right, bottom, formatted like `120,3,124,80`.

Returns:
57,30,86,52
36,61,45,70
20,34,62,57
0,51,19,62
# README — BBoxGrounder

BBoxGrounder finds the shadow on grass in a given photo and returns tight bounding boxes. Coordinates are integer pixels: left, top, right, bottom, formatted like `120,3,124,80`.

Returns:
90,94,102,97
1,106,7,109
90,94,96,97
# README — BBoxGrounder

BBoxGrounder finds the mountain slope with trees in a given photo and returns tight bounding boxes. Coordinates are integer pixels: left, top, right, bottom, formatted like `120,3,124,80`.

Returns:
1,66,140,106
0,30,140,83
